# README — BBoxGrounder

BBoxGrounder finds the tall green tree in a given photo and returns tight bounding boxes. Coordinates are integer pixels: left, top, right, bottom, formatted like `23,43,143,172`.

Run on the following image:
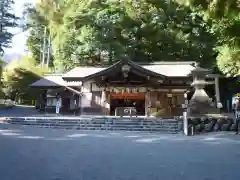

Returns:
177,0,240,76
0,0,19,54
2,56,50,102
0,58,4,98
23,0,65,67
24,0,218,72
53,0,217,71
23,3,49,65
178,0,240,20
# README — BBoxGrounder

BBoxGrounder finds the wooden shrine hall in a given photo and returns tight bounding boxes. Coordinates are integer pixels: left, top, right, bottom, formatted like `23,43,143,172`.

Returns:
30,56,221,117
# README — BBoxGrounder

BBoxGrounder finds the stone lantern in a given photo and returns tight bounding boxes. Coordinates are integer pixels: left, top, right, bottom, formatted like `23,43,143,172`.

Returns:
188,63,218,116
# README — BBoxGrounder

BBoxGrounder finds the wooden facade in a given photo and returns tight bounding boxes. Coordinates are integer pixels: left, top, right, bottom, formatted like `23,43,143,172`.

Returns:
62,57,192,116
79,85,189,116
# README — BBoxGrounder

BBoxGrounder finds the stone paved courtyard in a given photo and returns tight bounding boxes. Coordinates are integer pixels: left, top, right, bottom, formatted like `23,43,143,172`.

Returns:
0,124,240,180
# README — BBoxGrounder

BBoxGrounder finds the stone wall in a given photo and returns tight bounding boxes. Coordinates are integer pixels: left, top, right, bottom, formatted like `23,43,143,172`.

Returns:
185,117,236,133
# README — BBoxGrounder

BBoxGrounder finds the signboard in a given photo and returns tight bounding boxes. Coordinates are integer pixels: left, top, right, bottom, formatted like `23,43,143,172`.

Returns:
111,93,145,100
115,107,137,116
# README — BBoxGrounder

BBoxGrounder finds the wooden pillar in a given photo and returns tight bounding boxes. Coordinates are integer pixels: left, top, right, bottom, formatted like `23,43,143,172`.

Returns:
207,74,221,106
167,90,173,116
101,89,110,115
145,89,151,117
79,85,83,115
101,90,106,115
214,77,220,104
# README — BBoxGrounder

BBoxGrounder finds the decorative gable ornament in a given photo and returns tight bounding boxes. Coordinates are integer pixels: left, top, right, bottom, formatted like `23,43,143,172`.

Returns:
121,64,131,77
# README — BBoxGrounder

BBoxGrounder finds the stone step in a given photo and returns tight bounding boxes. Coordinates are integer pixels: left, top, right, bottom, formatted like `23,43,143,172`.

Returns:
8,120,179,129
7,118,179,124
9,122,179,133
6,117,182,133
7,117,178,122
9,120,178,128
13,124,178,133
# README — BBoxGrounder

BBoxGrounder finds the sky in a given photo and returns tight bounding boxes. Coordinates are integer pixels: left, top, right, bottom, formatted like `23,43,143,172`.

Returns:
5,0,36,54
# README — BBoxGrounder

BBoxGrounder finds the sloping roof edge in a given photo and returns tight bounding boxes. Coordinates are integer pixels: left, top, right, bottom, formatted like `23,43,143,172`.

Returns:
79,55,167,81
29,75,64,88
29,75,82,88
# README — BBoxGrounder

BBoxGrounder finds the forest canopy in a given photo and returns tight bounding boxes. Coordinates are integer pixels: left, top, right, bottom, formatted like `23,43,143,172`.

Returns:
23,0,240,77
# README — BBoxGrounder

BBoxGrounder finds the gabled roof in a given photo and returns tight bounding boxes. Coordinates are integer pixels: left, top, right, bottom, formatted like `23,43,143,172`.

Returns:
30,74,82,88
64,67,105,79
79,56,167,81
143,63,195,77
63,60,197,80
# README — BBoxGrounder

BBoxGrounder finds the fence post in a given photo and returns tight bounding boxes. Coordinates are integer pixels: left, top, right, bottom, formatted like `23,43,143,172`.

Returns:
183,110,188,135
183,92,189,135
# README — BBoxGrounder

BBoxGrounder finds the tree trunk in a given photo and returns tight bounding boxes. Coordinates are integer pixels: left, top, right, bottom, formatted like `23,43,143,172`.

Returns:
108,46,113,65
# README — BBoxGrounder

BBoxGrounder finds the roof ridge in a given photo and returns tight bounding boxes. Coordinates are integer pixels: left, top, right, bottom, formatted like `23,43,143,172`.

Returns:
71,61,196,68
72,66,107,68
44,73,64,76
139,61,196,65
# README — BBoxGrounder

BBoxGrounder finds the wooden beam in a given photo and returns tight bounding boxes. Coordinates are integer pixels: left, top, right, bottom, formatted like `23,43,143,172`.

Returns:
151,85,190,89
63,86,82,95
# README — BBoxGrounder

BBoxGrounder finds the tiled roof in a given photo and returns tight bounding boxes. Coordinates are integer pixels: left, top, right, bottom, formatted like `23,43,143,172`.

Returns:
143,64,195,77
63,62,196,78
64,67,105,78
30,75,81,87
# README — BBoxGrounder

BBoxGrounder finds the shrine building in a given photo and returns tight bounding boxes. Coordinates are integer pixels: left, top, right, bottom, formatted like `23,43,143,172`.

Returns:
30,57,220,117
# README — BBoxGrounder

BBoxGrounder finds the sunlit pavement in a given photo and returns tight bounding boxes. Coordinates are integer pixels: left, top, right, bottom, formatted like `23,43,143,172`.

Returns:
0,124,240,180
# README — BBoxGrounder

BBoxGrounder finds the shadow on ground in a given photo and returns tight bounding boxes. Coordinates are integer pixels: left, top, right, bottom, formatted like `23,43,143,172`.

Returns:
0,105,39,117
0,124,239,180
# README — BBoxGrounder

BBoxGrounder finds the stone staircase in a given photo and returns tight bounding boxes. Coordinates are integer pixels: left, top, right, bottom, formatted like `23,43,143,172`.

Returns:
5,117,183,133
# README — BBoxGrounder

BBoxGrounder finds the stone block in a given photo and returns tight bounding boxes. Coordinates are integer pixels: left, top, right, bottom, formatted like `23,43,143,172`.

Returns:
213,123,220,131
195,123,205,132
204,123,215,132
221,124,229,131
230,124,236,131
